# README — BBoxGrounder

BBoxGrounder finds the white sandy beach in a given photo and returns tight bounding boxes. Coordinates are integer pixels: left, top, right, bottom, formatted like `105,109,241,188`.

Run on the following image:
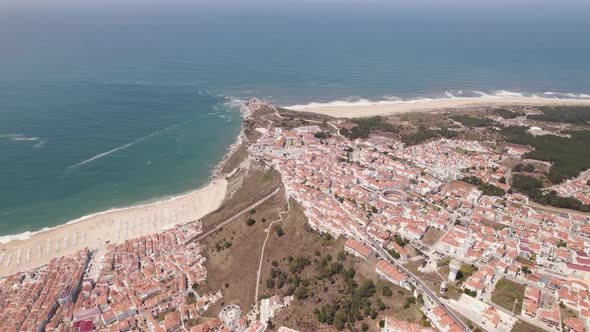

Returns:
0,179,227,276
287,96,590,118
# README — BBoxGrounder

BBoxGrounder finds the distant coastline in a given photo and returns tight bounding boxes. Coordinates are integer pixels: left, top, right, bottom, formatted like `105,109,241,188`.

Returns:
286,95,590,118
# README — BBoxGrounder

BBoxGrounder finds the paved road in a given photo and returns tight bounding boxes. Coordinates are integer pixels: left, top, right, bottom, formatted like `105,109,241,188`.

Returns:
193,188,280,243
364,230,471,331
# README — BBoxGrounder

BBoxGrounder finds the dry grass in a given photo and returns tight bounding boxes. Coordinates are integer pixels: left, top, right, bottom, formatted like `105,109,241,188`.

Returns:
511,320,541,332
422,227,445,246
491,278,525,314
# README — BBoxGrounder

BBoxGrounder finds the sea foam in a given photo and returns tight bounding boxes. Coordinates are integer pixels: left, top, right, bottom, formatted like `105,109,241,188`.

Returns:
284,89,590,110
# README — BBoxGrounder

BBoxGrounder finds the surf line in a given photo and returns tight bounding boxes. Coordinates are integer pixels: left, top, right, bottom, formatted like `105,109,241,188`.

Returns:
68,124,176,169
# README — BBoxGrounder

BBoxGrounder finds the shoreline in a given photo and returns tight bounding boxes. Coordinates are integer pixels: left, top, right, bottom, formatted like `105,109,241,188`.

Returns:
286,96,590,118
0,102,250,277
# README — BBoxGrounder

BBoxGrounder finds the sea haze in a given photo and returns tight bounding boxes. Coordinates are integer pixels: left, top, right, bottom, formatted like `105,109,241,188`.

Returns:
0,1,589,236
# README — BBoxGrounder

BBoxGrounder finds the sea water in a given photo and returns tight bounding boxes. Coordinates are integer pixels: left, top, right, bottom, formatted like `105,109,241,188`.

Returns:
1,0,589,237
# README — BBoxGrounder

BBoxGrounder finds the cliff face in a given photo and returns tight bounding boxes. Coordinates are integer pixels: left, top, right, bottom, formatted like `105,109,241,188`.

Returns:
246,97,276,114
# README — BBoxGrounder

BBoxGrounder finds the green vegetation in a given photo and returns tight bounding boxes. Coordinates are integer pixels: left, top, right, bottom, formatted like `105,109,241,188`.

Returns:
456,264,477,282
213,239,233,252
288,256,311,274
502,126,590,183
340,116,398,140
511,174,543,192
401,126,459,146
491,278,525,313
246,218,256,226
512,163,535,173
187,292,196,304
314,131,332,139
451,115,494,127
493,108,521,119
387,249,400,259
530,106,590,124
460,176,505,197
382,285,393,297
313,275,378,330
276,226,285,237
437,257,451,267
393,234,408,247
512,174,590,212
263,170,275,181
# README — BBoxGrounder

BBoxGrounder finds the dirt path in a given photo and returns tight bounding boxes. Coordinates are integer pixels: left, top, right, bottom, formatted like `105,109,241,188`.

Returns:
193,188,280,243
254,192,291,304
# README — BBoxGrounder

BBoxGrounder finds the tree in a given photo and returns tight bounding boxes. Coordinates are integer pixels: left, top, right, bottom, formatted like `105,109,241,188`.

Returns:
334,310,347,330
295,286,309,300
377,298,386,311
266,278,275,289
382,286,393,297
276,226,285,237
246,218,256,226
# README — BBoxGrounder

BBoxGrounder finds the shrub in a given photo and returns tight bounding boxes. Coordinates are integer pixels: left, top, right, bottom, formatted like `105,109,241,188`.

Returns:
382,286,393,297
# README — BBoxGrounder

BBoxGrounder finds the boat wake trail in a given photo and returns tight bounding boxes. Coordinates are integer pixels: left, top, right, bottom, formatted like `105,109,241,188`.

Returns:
68,125,175,169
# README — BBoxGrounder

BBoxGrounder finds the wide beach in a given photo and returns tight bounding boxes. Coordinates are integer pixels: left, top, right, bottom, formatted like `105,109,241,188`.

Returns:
288,96,590,118
0,178,227,276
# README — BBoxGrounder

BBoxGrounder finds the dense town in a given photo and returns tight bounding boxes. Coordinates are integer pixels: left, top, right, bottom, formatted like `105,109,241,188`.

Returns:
0,222,282,332
250,123,590,332
2,113,590,332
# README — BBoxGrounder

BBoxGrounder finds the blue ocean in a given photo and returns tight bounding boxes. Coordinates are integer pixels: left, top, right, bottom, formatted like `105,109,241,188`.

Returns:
1,0,589,237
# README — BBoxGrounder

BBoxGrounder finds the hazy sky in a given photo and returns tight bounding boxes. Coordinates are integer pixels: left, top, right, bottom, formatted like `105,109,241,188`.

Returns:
3,0,590,12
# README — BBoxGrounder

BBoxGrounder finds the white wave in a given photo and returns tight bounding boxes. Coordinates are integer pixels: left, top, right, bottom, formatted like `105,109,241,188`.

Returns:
33,140,47,148
101,80,153,86
222,96,251,118
284,89,590,110
11,136,39,142
197,89,210,96
444,91,457,99
1,133,45,147
69,125,175,169
0,133,23,139
383,95,401,101
544,92,556,95
494,90,524,98
472,91,492,98
0,231,34,244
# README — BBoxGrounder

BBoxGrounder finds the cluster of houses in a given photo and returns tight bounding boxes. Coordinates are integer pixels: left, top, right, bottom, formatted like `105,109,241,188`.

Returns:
0,223,227,332
251,125,590,331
